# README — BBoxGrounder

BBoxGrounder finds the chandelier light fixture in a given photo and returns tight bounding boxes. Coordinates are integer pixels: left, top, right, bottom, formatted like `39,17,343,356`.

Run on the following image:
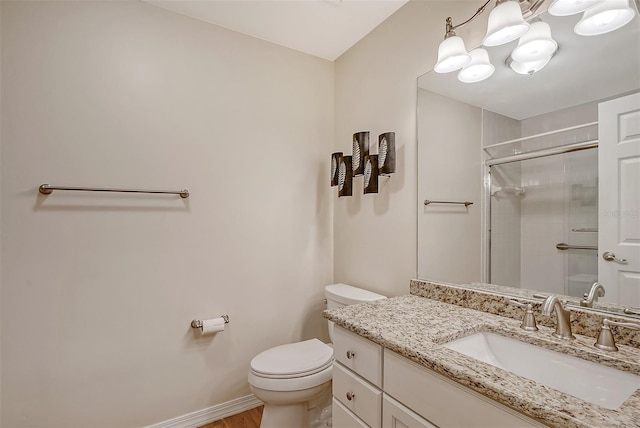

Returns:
547,0,604,16
511,18,558,62
483,0,530,46
574,0,636,35
434,18,472,73
458,48,496,82
433,0,637,82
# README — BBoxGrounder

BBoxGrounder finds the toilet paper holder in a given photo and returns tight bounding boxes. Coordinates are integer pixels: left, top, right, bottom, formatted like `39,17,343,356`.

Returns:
191,314,230,329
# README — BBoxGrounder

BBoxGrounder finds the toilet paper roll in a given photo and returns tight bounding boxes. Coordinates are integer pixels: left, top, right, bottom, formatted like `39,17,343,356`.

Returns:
200,317,226,335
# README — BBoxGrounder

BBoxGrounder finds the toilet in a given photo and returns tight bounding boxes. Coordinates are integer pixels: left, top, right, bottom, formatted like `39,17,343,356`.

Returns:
248,283,386,428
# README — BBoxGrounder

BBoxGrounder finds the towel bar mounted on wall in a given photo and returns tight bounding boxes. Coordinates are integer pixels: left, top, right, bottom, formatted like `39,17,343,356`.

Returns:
424,199,473,207
556,243,597,251
39,184,189,198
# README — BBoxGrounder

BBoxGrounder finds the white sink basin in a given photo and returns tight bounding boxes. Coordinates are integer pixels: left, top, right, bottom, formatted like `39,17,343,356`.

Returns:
444,331,640,410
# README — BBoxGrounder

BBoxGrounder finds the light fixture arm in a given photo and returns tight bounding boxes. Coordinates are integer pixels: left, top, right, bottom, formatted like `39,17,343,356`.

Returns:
445,0,494,37
445,0,549,38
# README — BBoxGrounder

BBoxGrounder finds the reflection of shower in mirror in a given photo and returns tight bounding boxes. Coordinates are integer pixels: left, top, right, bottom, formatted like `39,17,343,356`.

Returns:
491,185,526,196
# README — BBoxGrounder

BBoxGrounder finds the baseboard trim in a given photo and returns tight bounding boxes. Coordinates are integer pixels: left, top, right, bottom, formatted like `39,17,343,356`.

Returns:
148,394,263,428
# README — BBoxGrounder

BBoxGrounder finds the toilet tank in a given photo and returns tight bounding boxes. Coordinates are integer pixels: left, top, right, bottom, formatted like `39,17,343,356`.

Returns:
325,283,386,342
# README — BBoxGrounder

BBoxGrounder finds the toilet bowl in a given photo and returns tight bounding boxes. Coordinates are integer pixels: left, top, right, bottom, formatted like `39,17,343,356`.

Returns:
248,284,386,428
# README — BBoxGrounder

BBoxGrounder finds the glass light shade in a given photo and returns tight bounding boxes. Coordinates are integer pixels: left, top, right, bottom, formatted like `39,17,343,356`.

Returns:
508,55,552,75
548,0,604,16
511,21,558,62
483,0,530,46
575,0,636,35
434,35,471,73
458,49,495,83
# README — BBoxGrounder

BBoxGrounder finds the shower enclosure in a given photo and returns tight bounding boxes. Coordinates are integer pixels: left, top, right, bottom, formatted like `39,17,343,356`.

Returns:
485,121,599,298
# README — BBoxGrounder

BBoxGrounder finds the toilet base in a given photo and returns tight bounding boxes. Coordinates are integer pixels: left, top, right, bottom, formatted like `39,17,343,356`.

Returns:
252,382,331,428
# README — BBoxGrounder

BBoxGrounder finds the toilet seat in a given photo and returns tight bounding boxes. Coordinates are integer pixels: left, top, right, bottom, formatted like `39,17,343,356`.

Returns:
249,339,333,392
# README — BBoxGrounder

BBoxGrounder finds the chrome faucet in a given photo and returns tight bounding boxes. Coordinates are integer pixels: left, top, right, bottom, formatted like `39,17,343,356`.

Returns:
580,282,605,307
541,295,575,339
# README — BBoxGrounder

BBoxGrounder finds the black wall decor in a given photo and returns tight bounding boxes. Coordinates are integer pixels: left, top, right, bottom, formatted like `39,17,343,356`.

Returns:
330,152,343,187
363,155,379,194
331,131,395,197
378,132,396,175
352,132,370,176
338,155,353,197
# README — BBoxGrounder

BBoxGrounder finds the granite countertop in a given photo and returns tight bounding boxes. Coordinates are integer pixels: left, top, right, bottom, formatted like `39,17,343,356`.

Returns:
323,295,640,428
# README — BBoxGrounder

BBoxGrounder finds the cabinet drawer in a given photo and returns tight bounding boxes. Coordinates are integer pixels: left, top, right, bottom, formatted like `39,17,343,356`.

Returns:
334,362,382,428
333,397,369,428
384,350,545,428
333,325,383,387
382,394,436,428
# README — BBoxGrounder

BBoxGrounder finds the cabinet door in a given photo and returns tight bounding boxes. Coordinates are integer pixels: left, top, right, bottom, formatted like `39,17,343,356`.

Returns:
382,394,436,428
333,398,369,428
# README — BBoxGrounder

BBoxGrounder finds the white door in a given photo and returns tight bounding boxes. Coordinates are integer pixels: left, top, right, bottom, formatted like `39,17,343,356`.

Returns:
598,93,640,306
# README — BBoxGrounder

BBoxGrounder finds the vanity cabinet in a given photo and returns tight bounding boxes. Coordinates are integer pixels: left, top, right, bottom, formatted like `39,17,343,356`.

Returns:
384,349,545,428
332,326,383,428
332,325,544,428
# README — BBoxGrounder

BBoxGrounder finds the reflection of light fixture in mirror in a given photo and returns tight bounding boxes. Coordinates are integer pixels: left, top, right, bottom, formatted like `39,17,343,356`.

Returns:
574,0,636,35
507,54,553,75
511,19,558,62
458,49,495,83
434,18,471,73
483,0,530,46
548,0,604,16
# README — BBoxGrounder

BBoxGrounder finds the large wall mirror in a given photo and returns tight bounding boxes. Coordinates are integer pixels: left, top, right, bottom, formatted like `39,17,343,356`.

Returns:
417,1,640,316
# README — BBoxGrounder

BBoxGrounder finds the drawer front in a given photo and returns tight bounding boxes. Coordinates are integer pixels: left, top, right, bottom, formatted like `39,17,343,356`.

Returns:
333,397,370,428
333,362,382,428
382,394,437,428
384,350,545,428
333,325,383,387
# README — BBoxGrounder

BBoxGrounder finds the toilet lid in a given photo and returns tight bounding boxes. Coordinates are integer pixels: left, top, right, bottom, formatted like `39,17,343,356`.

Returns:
250,339,333,378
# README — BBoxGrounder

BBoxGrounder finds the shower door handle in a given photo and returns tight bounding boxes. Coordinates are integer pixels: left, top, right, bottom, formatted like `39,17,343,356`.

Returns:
603,252,627,263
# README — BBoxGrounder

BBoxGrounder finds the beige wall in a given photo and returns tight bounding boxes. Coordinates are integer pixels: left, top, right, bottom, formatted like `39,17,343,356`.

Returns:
0,1,333,427
333,1,484,296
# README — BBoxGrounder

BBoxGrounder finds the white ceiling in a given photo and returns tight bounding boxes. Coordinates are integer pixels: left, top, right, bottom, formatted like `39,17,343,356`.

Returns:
142,0,409,61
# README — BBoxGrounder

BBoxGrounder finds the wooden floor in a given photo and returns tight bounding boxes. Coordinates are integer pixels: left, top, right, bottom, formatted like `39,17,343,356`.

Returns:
199,406,263,428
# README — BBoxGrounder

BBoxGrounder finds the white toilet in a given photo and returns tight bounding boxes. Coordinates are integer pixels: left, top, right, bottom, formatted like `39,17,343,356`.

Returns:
248,283,386,428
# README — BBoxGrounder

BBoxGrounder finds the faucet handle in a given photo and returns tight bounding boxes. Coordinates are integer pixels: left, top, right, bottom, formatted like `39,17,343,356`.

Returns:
594,318,640,351
508,300,539,331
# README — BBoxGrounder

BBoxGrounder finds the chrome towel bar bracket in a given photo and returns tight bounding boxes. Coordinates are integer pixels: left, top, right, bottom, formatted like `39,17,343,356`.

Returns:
39,184,189,198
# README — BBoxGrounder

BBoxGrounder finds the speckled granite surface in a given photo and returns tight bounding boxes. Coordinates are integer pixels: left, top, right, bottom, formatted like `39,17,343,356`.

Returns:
410,279,640,347
323,296,640,428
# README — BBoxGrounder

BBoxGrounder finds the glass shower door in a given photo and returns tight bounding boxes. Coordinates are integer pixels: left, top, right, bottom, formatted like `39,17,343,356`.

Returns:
489,148,598,297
